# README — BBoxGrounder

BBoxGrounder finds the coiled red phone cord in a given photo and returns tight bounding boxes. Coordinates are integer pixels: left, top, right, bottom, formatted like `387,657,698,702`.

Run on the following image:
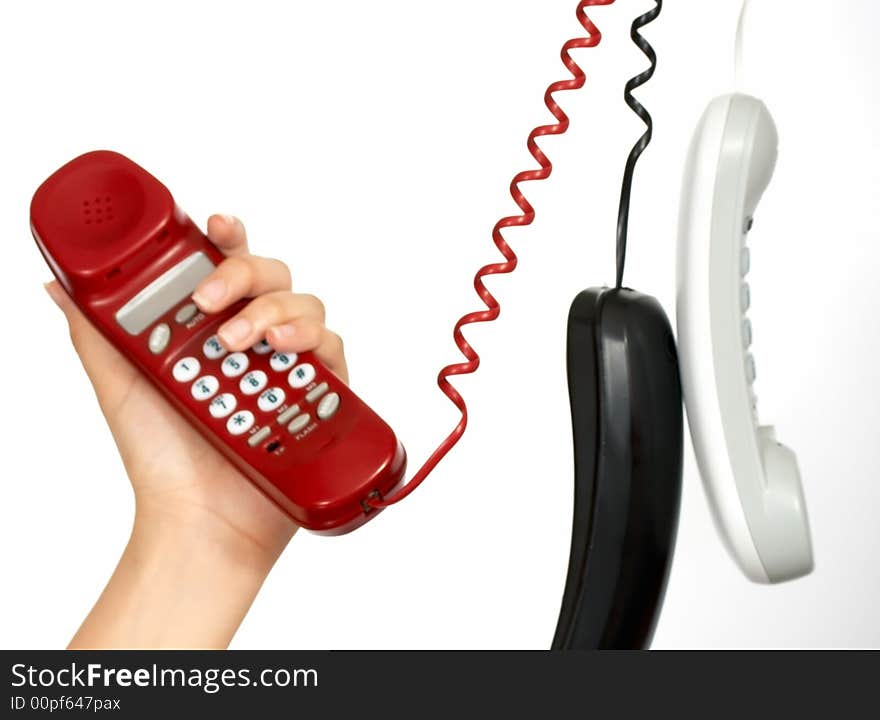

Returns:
368,0,615,510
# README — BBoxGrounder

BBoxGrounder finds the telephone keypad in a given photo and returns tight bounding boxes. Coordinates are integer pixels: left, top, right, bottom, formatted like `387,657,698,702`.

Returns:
209,393,237,418
741,221,758,418
178,325,341,445
240,370,268,396
203,335,227,360
740,247,751,276
227,410,255,435
270,352,296,372
288,363,316,389
743,318,753,348
173,357,201,383
252,339,274,355
745,353,756,384
191,375,219,401
258,387,286,412
221,352,249,378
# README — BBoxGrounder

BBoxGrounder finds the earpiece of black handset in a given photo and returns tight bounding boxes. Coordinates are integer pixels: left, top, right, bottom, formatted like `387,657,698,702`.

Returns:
552,287,683,650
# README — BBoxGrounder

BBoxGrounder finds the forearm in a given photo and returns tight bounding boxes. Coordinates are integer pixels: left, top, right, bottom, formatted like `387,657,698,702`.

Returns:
68,510,295,649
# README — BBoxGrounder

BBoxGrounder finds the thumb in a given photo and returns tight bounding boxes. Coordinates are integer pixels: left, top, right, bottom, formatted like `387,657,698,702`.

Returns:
44,280,93,348
44,279,78,317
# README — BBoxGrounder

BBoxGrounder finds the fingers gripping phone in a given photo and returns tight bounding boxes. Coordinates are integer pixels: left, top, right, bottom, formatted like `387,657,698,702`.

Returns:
31,150,406,535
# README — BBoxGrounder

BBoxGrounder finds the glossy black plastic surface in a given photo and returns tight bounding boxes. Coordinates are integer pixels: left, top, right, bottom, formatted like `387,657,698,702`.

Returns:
553,287,683,649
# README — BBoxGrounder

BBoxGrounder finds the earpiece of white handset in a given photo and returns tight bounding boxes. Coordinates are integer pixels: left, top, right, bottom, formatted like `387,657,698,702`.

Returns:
741,99,777,217
677,93,814,584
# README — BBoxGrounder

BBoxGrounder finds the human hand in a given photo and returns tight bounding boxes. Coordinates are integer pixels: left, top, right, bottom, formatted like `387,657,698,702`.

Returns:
46,214,348,648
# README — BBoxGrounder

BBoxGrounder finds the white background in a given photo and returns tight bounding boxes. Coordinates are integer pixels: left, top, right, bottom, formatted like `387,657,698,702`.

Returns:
0,0,877,649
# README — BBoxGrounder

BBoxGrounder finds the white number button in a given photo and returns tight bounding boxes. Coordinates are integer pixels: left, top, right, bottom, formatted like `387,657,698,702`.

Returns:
209,393,237,418
203,335,228,360
258,387,286,412
288,363,316,389
221,352,250,378
227,411,255,436
173,357,201,383
191,375,220,401
252,339,274,355
270,352,297,372
240,370,268,396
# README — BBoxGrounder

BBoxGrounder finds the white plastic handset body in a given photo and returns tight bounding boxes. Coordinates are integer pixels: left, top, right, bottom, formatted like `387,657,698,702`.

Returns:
677,93,813,584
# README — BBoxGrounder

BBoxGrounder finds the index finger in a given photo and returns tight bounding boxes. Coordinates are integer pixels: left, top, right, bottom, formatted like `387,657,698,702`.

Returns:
206,214,250,257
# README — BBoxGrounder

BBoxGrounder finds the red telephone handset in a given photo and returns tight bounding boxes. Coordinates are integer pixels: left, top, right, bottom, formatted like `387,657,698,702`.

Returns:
31,150,406,534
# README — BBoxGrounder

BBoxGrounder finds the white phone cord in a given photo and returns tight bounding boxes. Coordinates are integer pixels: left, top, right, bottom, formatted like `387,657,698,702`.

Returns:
734,0,751,90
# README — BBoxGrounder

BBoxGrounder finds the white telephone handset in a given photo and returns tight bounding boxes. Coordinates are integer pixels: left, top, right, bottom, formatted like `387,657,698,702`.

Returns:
677,92,813,583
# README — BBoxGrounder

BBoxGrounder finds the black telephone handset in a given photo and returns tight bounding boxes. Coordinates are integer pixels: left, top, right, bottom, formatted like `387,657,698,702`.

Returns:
549,1,681,649
553,288,683,649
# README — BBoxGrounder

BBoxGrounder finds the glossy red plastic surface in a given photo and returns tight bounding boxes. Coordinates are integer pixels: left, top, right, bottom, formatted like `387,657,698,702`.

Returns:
31,150,406,534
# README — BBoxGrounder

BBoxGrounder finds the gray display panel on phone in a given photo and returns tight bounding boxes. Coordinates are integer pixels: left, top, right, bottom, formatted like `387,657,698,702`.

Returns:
115,252,215,335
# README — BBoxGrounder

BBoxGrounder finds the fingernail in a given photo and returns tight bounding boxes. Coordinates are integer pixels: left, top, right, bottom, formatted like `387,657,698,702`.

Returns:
192,278,228,308
272,323,297,338
44,282,64,308
221,214,237,225
219,317,252,346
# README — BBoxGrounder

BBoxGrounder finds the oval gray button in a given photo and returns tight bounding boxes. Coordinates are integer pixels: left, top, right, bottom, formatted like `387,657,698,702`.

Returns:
287,414,311,434
745,353,756,383
247,426,273,448
306,382,329,404
317,392,340,420
277,404,301,425
148,323,171,354
175,302,199,325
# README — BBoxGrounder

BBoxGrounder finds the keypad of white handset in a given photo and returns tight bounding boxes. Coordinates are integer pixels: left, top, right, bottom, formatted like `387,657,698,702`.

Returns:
171,335,342,446
741,218,758,416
